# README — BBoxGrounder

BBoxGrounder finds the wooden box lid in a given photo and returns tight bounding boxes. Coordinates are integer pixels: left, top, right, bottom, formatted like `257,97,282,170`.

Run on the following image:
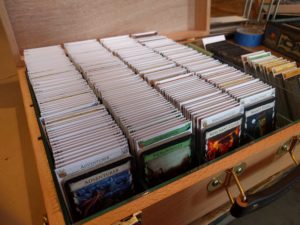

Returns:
0,0,210,65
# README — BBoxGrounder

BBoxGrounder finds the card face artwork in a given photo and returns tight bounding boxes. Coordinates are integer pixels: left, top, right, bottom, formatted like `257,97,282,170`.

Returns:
244,100,275,139
204,119,242,161
142,136,192,185
63,160,133,222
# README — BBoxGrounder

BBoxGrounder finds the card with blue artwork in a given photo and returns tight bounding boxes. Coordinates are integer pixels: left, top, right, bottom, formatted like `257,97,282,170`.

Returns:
63,159,134,222
244,99,275,140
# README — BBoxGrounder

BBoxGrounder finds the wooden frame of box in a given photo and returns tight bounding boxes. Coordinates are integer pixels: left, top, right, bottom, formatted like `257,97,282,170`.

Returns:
1,1,300,224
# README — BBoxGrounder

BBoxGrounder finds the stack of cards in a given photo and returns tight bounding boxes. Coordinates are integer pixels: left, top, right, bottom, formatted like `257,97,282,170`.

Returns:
242,51,300,124
142,66,188,86
135,34,277,142
24,46,97,112
156,74,243,162
44,105,133,222
24,45,134,223
194,62,275,140
135,35,222,74
196,65,254,90
102,36,177,70
205,40,252,70
103,34,274,159
191,55,276,141
64,39,193,187
226,80,276,140
101,35,187,84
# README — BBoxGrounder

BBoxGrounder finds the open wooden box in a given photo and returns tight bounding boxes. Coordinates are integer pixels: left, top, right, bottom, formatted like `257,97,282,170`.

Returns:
1,0,300,224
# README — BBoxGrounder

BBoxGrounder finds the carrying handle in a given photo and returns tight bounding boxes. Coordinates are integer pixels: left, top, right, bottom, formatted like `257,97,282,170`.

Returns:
231,163,300,217
229,136,300,218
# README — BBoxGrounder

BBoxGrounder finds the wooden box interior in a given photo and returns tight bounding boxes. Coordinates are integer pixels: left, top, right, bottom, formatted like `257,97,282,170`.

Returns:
2,1,300,225
1,0,210,66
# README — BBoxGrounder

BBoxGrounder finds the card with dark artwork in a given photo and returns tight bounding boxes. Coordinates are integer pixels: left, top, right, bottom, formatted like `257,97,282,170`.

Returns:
204,119,242,161
245,100,275,139
142,136,193,186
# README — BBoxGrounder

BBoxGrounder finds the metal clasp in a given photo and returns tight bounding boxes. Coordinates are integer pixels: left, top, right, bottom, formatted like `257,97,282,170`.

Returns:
223,135,300,204
112,211,142,225
277,135,300,165
207,136,300,205
223,168,247,204
42,215,49,225
207,163,247,205
207,162,247,193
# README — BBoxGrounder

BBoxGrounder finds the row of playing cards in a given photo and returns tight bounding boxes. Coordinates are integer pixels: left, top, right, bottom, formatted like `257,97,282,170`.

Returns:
24,45,134,223
64,39,193,187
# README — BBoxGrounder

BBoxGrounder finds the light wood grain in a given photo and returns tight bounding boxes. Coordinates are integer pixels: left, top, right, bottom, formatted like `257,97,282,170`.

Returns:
4,0,209,53
195,0,211,33
0,0,21,66
164,30,209,42
11,1,300,224
98,123,300,225
18,66,300,225
18,68,65,225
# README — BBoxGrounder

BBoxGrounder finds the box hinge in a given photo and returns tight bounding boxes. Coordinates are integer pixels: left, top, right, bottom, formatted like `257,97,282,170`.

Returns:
112,211,142,225
42,215,49,225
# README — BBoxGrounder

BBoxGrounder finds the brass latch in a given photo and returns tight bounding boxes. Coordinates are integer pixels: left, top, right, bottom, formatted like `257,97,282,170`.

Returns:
112,211,142,225
207,163,247,204
277,135,300,165
223,167,247,204
208,135,300,205
224,135,300,205
207,162,247,192
42,215,49,225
